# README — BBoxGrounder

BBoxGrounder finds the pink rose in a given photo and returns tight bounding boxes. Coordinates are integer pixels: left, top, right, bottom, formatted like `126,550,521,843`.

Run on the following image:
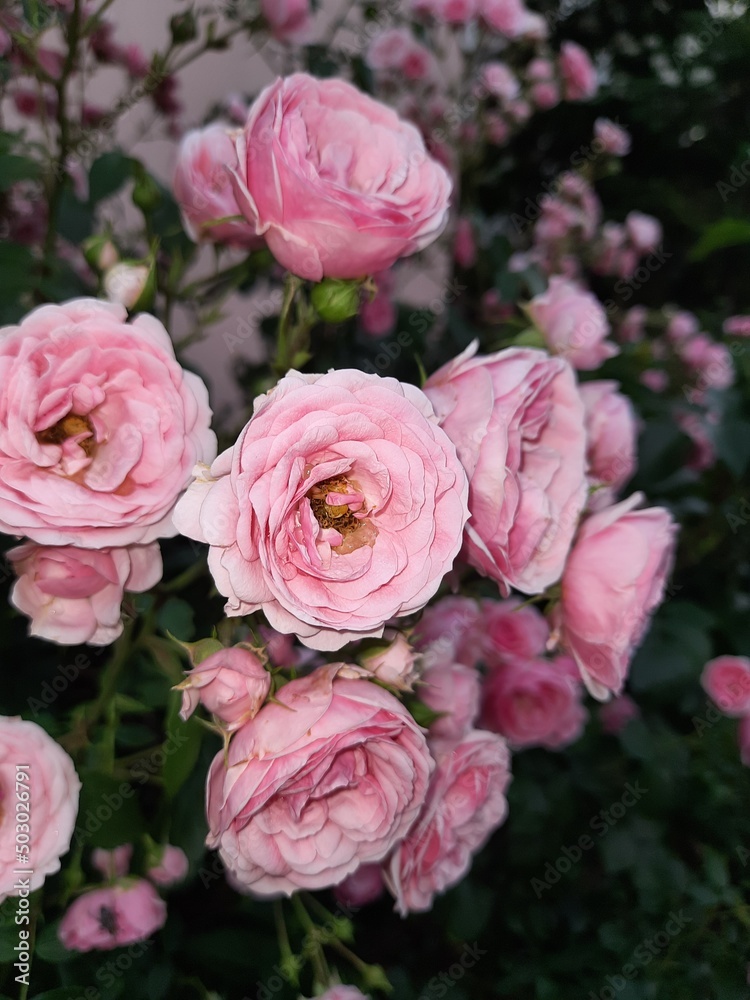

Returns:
260,0,313,43
147,844,189,887
531,82,560,110
0,717,81,902
174,369,468,650
477,598,550,667
58,879,167,951
618,306,647,344
333,863,385,908
359,633,421,691
412,0,479,23
315,989,369,1000
559,41,598,100
367,28,436,81
680,335,734,392
9,542,162,646
173,124,264,249
701,656,750,716
559,493,677,699
385,730,511,914
480,656,586,749
229,74,452,280
425,342,588,595
594,118,631,156
480,0,547,38
0,299,216,547
418,661,481,739
667,311,699,344
205,664,433,895
527,277,618,370
177,646,271,731
479,61,520,102
579,380,637,498
92,845,133,881
103,263,151,310
724,315,750,337
625,211,662,252
599,694,640,735
640,369,669,394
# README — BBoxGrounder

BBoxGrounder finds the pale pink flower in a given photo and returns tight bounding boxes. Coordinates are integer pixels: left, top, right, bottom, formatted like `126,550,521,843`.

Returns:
58,880,167,951
701,656,750,717
177,646,271,731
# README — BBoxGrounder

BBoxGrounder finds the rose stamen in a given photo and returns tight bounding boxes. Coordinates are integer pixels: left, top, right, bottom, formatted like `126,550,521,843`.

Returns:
307,475,377,552
36,413,96,457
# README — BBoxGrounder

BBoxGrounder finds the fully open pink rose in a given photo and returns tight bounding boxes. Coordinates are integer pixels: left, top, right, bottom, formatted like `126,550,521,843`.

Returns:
385,730,511,914
177,646,271,730
205,664,433,896
9,541,162,646
418,660,481,740
480,656,586,749
0,299,216,547
559,41,598,100
58,879,167,951
229,74,452,280
425,342,588,595
560,493,677,699
260,0,313,42
701,656,750,717
0,717,81,902
579,380,637,501
527,277,618,370
173,124,264,249
174,369,468,650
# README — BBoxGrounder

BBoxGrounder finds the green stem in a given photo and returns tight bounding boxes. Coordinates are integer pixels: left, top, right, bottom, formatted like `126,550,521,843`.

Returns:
85,620,135,728
273,273,310,376
41,0,82,278
292,894,331,988
158,559,207,594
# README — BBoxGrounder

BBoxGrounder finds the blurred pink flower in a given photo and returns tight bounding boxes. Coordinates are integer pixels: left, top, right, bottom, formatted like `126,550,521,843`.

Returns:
58,880,167,952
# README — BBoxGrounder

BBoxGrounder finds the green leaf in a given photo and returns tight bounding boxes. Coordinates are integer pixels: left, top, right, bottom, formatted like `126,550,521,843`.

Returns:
0,154,41,191
161,699,204,800
35,922,74,964
157,597,195,642
689,218,750,261
87,151,137,205
76,769,145,848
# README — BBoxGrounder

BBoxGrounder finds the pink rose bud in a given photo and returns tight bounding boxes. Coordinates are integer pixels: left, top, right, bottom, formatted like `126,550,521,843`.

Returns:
666,310,699,344
599,694,640,735
479,61,520,102
527,57,554,81
359,633,421,691
8,542,162,646
0,718,81,903
531,82,560,110
103,262,152,310
478,598,551,667
0,299,216,548
481,656,587,749
560,493,677,700
527,276,618,370
173,124,263,249
618,305,648,344
594,118,631,157
418,660,481,740
386,730,511,914
485,111,510,145
229,73,452,280
425,342,588,596
579,380,638,498
58,880,167,952
701,656,750,716
625,211,662,253
92,845,133,881
333,863,385,908
122,43,150,78
177,646,271,731
205,664,433,896
174,370,468,651
559,40,598,100
454,217,477,269
316,989,369,1000
724,315,750,337
640,369,669,393
260,0,313,43
147,845,189,887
